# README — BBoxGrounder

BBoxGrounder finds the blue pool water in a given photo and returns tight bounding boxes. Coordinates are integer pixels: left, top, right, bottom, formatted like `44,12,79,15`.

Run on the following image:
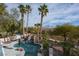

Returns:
14,40,41,56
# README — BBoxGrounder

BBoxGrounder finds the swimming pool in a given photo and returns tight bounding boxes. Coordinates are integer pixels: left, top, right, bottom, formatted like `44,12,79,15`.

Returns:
14,40,41,56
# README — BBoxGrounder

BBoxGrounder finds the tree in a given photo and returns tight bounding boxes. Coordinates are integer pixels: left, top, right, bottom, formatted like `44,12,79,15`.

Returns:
25,5,32,33
18,4,26,35
34,23,40,34
42,31,49,56
17,20,23,34
0,3,7,15
38,4,48,39
10,8,20,20
53,24,79,55
9,19,18,35
34,23,40,27
0,4,20,42
2,16,18,36
34,23,41,40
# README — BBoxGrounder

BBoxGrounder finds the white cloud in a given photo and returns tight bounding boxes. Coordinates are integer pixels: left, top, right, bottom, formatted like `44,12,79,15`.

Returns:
43,3,79,27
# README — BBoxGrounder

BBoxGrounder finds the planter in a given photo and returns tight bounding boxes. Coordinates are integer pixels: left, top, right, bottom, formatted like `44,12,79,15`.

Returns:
15,48,24,56
15,48,23,51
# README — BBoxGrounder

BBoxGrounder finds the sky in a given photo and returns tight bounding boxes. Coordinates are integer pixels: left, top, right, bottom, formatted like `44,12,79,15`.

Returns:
5,3,79,27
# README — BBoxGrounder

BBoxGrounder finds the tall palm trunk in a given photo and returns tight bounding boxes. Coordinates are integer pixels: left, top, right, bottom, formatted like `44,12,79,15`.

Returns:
21,13,24,35
26,13,29,33
40,14,43,41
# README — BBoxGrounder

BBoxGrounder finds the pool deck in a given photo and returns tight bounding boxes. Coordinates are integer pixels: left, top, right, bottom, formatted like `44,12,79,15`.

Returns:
3,41,24,56
3,41,43,56
0,44,4,56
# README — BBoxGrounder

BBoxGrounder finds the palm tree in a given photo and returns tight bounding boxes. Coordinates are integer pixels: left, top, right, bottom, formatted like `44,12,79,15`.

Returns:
34,23,40,27
25,5,32,33
18,4,26,35
38,4,48,39
34,23,40,37
34,23,40,31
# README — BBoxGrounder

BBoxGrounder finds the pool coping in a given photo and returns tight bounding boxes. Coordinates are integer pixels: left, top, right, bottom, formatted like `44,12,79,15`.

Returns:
0,41,5,56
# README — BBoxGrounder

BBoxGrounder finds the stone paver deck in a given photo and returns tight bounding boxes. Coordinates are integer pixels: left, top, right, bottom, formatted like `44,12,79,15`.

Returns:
3,41,24,56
